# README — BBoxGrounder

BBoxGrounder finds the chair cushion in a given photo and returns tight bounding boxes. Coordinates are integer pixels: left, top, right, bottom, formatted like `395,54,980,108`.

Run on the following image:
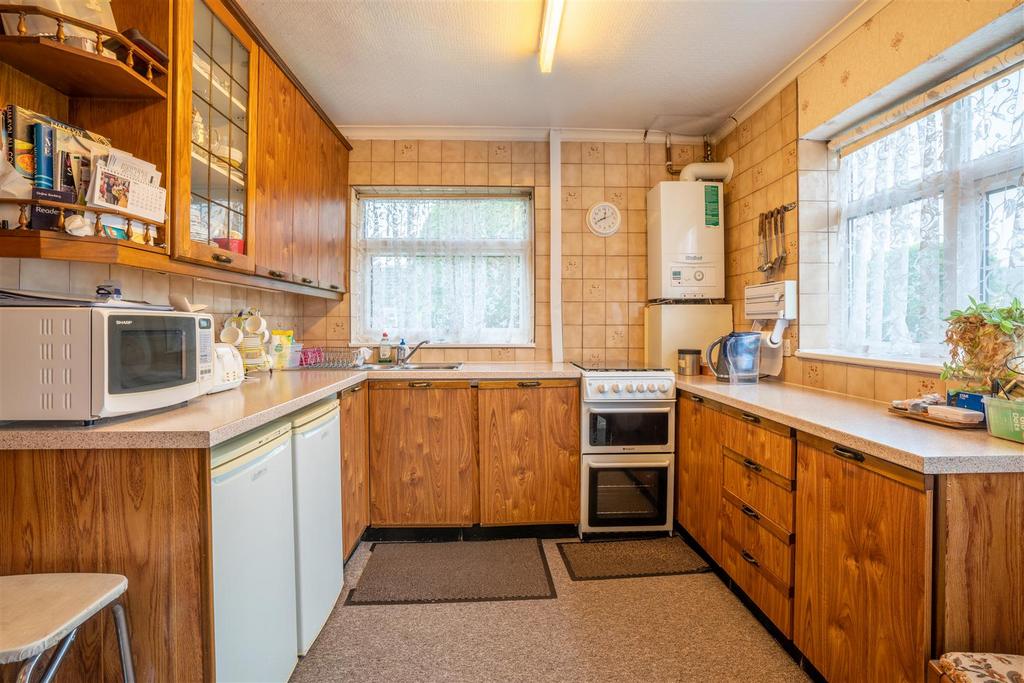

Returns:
939,653,1024,683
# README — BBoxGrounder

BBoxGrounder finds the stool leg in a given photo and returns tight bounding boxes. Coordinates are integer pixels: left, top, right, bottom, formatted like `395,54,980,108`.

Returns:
16,653,41,683
39,628,78,683
112,603,136,683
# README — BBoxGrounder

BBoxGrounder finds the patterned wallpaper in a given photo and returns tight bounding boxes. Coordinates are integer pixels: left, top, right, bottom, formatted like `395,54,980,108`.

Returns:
797,0,1019,137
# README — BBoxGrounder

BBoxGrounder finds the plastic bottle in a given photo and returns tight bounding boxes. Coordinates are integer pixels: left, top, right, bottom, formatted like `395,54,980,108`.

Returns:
378,331,392,363
396,338,408,364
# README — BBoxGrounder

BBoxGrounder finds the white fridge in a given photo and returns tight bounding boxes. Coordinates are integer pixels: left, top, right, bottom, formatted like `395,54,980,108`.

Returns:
645,303,734,371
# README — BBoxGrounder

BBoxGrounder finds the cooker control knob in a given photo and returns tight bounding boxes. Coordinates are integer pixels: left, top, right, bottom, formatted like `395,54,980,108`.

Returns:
596,383,607,394
646,383,656,392
611,383,621,393
625,383,635,393
658,382,670,392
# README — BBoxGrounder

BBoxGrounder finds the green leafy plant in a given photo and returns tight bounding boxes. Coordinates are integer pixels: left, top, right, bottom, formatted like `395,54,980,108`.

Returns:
941,297,1024,390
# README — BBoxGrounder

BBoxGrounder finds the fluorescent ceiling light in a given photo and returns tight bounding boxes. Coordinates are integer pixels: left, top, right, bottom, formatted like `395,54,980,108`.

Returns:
538,0,565,74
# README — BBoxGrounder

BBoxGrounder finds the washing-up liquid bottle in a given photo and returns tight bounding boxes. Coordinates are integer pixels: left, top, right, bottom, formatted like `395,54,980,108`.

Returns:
378,331,393,363
396,338,408,364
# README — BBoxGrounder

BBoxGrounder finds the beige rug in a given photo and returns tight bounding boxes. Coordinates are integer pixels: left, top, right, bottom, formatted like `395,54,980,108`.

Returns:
344,538,556,605
556,536,710,581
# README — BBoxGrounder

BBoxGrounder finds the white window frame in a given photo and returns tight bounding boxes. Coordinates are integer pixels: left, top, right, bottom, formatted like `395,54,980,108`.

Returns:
349,188,535,347
824,66,1022,365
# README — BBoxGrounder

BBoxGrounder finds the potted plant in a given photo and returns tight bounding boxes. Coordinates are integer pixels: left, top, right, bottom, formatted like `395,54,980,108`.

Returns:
941,297,1024,406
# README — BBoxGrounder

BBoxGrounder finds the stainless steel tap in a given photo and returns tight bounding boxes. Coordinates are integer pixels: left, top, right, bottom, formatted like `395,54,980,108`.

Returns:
397,340,429,365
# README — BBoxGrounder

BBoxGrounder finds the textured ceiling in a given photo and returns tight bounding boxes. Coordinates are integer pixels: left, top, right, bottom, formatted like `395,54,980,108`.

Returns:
238,0,859,135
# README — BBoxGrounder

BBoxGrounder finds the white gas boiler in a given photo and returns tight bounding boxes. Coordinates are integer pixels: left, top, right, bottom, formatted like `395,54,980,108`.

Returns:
647,180,726,300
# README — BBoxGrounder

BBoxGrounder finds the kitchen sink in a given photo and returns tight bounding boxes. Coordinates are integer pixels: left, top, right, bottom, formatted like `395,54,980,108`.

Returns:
360,362,463,370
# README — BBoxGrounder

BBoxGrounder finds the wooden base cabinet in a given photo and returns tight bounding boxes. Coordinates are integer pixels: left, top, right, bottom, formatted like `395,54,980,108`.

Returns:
340,383,369,557
477,380,580,525
676,392,722,562
368,381,477,527
794,434,932,683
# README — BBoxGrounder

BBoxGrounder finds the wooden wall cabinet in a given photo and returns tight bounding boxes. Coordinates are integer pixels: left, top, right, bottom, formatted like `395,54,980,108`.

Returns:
172,0,259,273
675,392,722,562
340,383,369,558
368,380,477,527
794,433,932,683
317,123,348,293
477,380,580,525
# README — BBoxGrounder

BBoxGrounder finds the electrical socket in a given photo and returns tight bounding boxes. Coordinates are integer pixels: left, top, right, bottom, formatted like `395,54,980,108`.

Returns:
783,339,793,356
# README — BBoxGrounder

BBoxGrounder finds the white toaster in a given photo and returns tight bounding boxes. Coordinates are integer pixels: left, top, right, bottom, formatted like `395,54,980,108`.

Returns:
209,343,245,394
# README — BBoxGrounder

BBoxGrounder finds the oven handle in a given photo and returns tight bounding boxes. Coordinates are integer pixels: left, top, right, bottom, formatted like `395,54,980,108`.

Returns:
587,461,670,469
584,405,674,415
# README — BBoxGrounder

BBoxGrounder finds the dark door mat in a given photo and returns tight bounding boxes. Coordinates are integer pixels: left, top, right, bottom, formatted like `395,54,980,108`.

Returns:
345,538,557,605
556,536,711,581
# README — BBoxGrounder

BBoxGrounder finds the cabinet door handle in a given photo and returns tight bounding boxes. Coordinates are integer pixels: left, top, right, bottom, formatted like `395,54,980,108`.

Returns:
517,381,541,388
212,253,233,264
349,385,361,394
742,458,762,473
741,504,760,520
408,381,432,388
833,445,866,463
329,284,340,290
690,395,704,403
740,412,760,424
268,269,285,279
740,549,759,566
301,277,314,285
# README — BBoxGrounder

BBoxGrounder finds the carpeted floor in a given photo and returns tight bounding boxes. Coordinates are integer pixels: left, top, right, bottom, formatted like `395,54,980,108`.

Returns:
290,538,807,682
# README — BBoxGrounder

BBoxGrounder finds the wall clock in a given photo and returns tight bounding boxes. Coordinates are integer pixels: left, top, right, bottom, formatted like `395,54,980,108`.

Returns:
586,201,621,237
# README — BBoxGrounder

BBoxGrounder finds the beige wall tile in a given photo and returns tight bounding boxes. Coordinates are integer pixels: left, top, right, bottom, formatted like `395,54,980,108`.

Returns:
370,140,394,161
418,162,441,184
874,368,909,403
489,142,511,163
846,365,874,399
69,262,110,296
349,140,371,162
418,140,442,162
441,140,465,162
582,142,604,163
561,142,581,163
370,161,395,184
562,163,582,187
511,163,534,187
395,141,418,162
394,162,418,185
511,141,534,163
21,259,70,293
488,163,512,186
441,162,465,185
465,162,488,185
581,164,604,186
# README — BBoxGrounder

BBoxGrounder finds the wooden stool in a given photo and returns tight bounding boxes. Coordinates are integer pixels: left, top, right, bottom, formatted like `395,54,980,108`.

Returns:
0,573,136,683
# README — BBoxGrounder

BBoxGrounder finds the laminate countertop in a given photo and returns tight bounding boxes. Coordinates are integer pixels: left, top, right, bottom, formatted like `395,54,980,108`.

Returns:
677,375,1024,475
0,362,581,451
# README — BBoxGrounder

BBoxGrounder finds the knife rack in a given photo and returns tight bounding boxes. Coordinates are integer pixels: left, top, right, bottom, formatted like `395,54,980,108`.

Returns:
756,202,796,280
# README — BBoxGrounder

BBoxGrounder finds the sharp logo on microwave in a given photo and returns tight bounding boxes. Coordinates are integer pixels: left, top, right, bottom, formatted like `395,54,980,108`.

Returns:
115,320,133,325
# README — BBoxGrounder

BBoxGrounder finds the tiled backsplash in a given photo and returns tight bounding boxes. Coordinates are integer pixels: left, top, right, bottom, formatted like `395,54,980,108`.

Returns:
0,257,341,349
343,138,703,365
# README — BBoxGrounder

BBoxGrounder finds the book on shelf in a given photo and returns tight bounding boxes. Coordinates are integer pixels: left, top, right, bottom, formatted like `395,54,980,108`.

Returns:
29,188,76,230
32,123,54,190
3,105,110,183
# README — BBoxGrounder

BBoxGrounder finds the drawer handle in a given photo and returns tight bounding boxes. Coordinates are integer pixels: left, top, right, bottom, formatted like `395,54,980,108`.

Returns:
408,381,432,388
301,277,314,285
517,381,541,388
833,445,866,463
741,504,760,520
740,549,759,566
212,253,233,264
740,412,760,424
690,394,704,403
742,458,762,473
268,269,285,279
349,385,361,394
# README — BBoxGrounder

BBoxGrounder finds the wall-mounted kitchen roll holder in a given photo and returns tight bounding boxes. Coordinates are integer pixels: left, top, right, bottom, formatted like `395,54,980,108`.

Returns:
744,280,797,377
757,203,796,280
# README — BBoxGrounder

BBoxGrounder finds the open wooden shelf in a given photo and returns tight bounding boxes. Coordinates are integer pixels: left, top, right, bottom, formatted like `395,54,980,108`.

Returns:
0,197,165,245
0,35,166,99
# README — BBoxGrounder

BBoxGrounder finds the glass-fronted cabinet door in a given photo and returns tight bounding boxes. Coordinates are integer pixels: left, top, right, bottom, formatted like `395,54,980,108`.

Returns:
173,0,257,272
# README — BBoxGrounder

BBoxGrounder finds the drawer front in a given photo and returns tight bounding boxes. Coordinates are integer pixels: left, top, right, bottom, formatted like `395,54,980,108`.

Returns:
720,408,794,480
720,494,793,586
720,535,793,637
722,449,794,533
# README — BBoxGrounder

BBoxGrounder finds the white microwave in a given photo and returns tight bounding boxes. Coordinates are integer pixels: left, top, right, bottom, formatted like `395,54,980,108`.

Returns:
0,307,214,423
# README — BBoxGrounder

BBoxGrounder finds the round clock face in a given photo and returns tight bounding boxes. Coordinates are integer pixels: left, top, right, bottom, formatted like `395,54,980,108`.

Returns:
586,202,621,237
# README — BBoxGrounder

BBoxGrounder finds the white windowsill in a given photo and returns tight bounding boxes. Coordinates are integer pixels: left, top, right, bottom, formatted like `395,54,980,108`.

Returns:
796,348,943,374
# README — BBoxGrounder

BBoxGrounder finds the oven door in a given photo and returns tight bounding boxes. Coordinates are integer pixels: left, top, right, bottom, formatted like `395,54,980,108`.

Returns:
581,401,674,454
581,453,673,534
95,311,203,417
